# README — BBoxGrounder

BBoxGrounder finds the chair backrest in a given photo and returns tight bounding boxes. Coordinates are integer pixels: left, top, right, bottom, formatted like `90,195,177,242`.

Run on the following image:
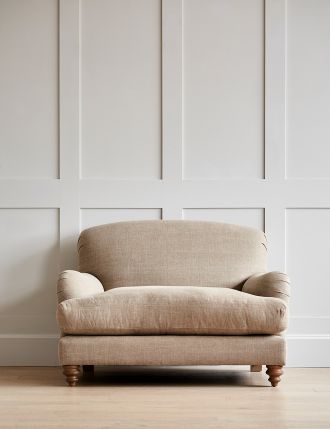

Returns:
78,220,267,291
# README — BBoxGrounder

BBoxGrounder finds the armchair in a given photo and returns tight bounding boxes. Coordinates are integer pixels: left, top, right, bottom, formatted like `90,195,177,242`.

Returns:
57,220,290,387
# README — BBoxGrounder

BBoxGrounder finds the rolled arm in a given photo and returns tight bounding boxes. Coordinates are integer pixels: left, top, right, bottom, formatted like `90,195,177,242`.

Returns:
57,270,104,303
242,271,290,304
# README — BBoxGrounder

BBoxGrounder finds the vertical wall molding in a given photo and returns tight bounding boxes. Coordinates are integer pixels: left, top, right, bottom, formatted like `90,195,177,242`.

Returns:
161,0,183,219
59,0,81,269
265,0,286,181
264,0,287,271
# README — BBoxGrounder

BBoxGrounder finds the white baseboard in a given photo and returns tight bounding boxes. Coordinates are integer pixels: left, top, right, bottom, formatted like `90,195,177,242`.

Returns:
0,334,329,367
286,335,330,367
0,335,59,366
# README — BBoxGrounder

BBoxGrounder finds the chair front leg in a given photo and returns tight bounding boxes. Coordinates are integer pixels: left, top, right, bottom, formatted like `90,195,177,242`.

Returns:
266,365,283,387
63,365,80,386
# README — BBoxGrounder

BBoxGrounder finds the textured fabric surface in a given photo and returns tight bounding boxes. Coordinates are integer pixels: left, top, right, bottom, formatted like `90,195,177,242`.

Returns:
57,270,104,304
78,220,267,291
242,272,290,304
57,285,288,335
59,334,286,366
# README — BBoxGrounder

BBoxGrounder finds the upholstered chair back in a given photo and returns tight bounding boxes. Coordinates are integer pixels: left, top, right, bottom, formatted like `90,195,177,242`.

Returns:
78,220,267,291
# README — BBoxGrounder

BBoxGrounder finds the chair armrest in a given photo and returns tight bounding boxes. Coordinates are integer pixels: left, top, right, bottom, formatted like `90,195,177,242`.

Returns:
242,272,290,304
57,270,104,303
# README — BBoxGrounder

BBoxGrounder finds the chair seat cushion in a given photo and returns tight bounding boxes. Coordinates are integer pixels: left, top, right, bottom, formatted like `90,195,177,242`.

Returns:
57,286,288,335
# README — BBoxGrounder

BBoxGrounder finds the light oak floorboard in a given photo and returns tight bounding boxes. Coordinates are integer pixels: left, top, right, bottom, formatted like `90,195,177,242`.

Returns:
0,366,329,429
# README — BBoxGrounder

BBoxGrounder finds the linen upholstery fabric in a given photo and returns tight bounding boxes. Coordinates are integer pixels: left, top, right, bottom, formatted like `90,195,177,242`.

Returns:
59,335,286,366
57,220,290,373
57,285,288,335
57,270,104,304
242,272,290,304
78,220,267,291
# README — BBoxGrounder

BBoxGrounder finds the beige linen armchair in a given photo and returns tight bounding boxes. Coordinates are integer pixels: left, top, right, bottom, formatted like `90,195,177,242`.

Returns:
57,220,290,387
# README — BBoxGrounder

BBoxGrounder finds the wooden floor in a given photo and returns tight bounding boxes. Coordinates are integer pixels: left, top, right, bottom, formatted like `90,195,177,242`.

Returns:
0,366,329,429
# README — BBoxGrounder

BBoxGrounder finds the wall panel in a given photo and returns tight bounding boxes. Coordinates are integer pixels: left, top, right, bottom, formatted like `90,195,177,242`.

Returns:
286,209,330,318
81,208,162,231
183,208,264,231
183,0,265,179
0,0,59,178
286,0,330,178
80,0,162,179
0,209,59,335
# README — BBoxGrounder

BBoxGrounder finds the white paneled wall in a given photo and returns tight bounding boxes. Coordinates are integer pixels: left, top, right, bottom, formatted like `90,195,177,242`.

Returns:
287,210,330,331
286,0,330,178
80,0,162,179
0,209,59,334
183,209,264,231
81,209,162,231
0,0,59,178
183,0,265,179
0,0,329,366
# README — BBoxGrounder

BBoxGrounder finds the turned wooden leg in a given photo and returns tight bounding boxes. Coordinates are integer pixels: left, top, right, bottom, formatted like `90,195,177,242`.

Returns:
63,365,80,387
83,365,94,373
250,365,262,372
266,365,283,387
